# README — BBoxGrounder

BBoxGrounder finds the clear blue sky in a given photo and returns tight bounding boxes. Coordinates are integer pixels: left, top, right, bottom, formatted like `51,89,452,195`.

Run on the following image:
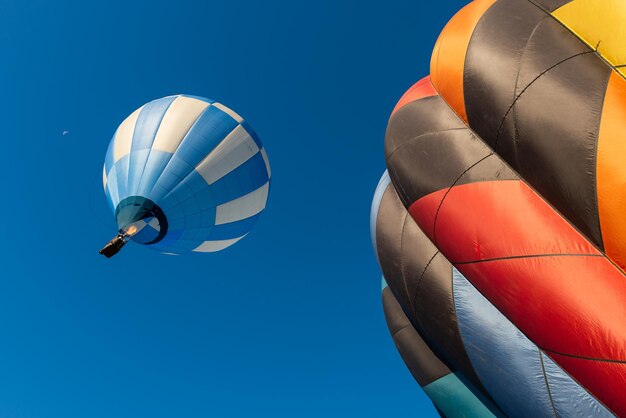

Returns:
1,1,465,416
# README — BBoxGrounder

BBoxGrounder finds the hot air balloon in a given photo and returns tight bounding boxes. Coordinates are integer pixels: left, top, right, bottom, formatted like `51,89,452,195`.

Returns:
100,95,271,257
372,0,626,416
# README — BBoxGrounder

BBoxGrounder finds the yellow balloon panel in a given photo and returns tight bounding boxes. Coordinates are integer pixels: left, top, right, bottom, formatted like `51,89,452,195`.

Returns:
553,0,626,78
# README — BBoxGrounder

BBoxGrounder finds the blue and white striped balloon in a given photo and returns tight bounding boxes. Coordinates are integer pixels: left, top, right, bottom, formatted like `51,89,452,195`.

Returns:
102,95,271,254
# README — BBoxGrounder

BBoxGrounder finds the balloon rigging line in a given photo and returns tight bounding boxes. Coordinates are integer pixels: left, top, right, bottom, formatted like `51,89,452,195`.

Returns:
399,211,415,312
537,350,559,418
493,49,596,153
542,348,626,365
452,253,604,265
431,152,494,246
412,250,440,319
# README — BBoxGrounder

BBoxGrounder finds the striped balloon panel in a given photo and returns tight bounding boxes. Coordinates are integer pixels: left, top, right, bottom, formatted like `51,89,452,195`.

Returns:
430,0,626,272
371,171,485,391
103,95,271,254
452,268,614,418
371,172,615,417
385,78,626,415
381,280,503,418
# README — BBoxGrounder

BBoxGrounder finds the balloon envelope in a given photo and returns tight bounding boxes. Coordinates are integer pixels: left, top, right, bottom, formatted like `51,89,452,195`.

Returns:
103,95,271,254
372,0,626,415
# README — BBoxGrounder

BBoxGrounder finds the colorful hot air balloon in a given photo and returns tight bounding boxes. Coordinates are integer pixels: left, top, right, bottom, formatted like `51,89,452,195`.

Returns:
372,0,626,416
100,95,271,257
